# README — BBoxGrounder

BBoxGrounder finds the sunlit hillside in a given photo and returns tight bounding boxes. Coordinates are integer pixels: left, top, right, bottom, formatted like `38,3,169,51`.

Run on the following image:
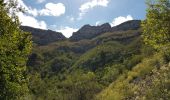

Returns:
0,0,170,100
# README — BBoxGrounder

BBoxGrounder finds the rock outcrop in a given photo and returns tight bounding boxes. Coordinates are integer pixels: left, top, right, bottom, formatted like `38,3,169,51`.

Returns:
20,26,66,45
70,23,112,41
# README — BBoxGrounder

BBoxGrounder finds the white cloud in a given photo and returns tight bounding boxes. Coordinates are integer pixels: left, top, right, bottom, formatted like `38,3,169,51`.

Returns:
17,0,65,17
17,0,28,10
96,21,101,26
14,0,47,29
5,0,46,29
16,0,38,17
78,0,109,20
57,27,78,38
110,15,133,27
80,0,109,12
37,0,46,3
27,8,38,16
4,0,47,29
40,3,65,16
6,0,66,17
18,12,47,29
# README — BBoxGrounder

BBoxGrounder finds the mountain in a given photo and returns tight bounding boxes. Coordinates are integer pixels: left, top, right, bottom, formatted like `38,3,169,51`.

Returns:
20,20,141,45
26,20,142,73
20,26,66,45
70,23,112,41
24,19,170,100
111,20,141,31
25,20,151,100
70,20,141,41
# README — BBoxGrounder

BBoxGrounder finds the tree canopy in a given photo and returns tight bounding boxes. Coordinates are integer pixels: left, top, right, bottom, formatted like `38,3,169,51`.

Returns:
0,0,32,99
142,0,170,49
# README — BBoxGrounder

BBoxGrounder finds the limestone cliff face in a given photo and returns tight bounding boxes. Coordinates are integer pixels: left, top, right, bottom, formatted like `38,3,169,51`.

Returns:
20,20,141,45
20,26,66,45
70,23,112,41
70,20,141,41
111,20,141,32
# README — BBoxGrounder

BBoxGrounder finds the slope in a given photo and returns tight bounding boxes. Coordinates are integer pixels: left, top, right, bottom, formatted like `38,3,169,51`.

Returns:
95,46,170,100
25,20,144,100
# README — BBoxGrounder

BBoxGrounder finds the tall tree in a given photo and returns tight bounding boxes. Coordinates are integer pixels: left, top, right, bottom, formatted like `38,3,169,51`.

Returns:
142,0,170,49
0,0,32,99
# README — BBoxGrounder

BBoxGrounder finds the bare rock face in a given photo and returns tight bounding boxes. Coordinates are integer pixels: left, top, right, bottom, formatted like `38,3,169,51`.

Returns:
70,20,141,41
111,20,141,32
20,20,141,45
20,26,66,45
70,23,112,41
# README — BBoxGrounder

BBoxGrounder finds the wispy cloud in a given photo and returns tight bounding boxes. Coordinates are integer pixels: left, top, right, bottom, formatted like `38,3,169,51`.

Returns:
37,0,46,3
15,0,47,29
78,0,110,20
110,15,133,27
69,17,75,22
18,12,47,29
96,21,101,26
16,0,38,16
66,16,75,22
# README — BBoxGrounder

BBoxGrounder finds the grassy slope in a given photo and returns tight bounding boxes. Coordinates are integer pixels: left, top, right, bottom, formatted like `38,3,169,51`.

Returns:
95,50,170,100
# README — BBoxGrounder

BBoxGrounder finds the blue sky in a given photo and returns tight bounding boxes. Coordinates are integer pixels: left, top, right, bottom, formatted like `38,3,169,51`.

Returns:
17,0,146,38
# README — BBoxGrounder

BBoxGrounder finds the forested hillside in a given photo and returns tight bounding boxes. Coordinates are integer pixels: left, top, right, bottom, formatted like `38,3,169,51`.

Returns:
0,0,170,100
25,20,143,100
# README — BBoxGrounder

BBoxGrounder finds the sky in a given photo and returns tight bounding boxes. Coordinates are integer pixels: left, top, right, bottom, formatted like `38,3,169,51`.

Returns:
16,0,147,38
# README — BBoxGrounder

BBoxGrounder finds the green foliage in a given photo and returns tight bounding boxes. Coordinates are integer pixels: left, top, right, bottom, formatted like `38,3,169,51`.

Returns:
28,70,104,100
96,51,169,100
73,41,124,71
142,0,170,49
26,35,143,100
162,44,170,62
101,64,125,84
0,1,32,99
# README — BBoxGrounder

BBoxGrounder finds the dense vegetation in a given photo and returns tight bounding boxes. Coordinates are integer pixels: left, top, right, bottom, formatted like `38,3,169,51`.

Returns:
27,29,143,100
0,0,32,99
0,0,170,100
142,0,170,49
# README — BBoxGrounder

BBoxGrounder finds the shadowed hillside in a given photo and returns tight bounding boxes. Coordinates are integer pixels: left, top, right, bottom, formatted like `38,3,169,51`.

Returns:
20,26,66,45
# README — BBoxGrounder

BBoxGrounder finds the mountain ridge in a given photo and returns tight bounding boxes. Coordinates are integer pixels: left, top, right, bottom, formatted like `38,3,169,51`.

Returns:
21,20,141,45
70,23,112,41
20,26,66,45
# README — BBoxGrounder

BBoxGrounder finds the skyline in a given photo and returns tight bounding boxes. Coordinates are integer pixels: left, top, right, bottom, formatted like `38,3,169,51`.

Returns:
16,0,146,38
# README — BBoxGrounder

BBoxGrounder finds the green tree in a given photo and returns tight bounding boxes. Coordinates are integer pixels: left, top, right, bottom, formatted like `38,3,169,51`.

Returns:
0,0,32,99
142,0,170,49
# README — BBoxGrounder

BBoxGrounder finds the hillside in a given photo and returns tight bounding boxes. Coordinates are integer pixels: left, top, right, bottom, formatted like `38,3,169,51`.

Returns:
24,20,148,100
96,49,170,100
26,20,142,73
20,26,66,45
20,20,170,100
